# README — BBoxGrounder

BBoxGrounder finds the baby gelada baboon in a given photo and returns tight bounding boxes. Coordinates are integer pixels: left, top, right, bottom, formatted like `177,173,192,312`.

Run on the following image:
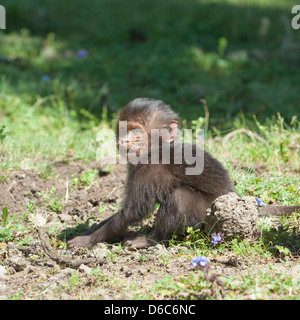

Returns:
67,98,299,249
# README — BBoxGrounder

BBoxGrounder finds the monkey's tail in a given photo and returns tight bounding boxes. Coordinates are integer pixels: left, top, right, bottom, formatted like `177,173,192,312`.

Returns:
258,206,300,217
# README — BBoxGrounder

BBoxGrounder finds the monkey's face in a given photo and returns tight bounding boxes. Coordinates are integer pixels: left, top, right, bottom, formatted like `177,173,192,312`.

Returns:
118,123,149,156
117,119,179,161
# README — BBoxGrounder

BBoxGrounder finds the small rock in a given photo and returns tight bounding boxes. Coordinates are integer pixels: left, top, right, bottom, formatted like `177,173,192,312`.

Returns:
0,279,7,300
0,249,7,261
125,271,133,278
6,256,28,272
138,269,146,276
42,220,63,233
60,292,73,300
0,266,8,278
78,264,92,275
59,213,73,223
0,280,7,293
7,245,22,258
98,258,105,266
93,243,109,261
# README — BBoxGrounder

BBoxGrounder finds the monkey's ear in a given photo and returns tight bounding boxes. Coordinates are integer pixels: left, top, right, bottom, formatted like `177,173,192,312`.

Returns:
168,120,178,142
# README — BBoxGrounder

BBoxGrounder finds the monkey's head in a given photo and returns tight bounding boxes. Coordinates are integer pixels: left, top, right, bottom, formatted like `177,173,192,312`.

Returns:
117,98,180,156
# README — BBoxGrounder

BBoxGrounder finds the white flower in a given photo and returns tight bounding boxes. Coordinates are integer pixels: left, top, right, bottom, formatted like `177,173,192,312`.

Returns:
256,216,275,232
29,211,49,227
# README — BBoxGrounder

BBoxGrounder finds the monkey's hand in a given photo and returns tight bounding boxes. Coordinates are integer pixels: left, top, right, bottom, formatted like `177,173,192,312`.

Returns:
122,232,157,250
67,216,115,249
67,235,93,249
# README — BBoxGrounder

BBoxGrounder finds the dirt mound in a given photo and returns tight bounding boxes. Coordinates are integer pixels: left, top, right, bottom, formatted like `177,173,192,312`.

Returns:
204,192,259,240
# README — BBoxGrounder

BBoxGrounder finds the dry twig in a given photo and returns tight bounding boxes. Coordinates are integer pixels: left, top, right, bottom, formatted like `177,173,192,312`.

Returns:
222,128,268,147
36,228,97,268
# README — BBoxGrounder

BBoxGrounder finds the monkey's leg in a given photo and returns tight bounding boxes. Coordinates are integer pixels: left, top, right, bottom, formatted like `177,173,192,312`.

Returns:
66,216,111,248
65,216,114,248
123,188,210,249
67,210,133,248
122,201,182,249
79,216,114,236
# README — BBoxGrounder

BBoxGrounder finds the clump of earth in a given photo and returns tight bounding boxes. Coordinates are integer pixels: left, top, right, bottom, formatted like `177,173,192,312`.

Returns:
204,192,259,240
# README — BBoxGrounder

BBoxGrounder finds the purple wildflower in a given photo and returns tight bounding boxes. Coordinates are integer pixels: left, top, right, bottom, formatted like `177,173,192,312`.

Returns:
211,232,223,246
277,225,288,231
191,256,209,268
77,49,88,58
191,255,225,297
41,75,51,82
256,198,265,207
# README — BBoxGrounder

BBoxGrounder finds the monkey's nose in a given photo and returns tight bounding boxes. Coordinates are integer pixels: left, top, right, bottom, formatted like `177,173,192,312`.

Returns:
119,139,127,145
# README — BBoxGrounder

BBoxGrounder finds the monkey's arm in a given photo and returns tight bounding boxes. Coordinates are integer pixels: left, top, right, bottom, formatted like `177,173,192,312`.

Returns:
259,205,300,216
67,177,157,248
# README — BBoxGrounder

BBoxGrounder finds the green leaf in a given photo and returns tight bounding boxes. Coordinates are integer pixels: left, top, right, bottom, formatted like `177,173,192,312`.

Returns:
2,206,9,227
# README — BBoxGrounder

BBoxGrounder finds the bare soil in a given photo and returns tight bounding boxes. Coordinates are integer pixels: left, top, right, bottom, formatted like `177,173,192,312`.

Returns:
0,161,298,300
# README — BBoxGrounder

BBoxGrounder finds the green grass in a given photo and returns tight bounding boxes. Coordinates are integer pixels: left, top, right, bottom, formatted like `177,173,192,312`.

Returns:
0,0,299,177
2,0,300,123
0,206,28,242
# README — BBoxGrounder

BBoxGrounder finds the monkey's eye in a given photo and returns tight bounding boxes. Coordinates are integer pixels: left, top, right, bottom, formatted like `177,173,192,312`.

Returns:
130,128,144,135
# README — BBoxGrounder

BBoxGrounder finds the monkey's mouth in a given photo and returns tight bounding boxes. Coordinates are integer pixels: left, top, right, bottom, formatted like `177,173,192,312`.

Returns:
119,140,147,154
118,137,144,148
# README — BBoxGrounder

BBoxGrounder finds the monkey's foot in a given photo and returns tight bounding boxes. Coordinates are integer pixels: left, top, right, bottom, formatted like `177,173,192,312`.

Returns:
122,233,156,250
67,235,93,249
